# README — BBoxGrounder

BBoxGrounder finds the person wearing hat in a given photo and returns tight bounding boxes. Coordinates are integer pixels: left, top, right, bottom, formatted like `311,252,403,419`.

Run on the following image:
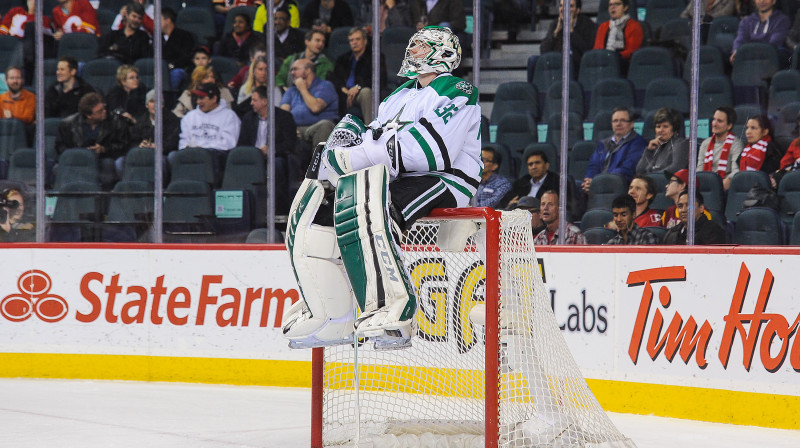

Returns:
178,82,241,174
512,196,546,236
663,191,726,245
696,106,743,191
661,168,710,229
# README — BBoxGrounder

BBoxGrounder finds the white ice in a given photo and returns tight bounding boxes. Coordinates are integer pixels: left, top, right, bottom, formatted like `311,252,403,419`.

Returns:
1,378,798,448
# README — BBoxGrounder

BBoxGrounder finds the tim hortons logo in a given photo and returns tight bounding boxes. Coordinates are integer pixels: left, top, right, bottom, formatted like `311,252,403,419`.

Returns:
1,270,68,322
626,263,800,372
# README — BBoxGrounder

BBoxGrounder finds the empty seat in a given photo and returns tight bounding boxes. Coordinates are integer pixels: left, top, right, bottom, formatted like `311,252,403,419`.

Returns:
134,58,171,91
733,207,784,245
81,58,122,96
578,49,622,96
210,56,240,84
569,140,596,182
731,42,780,105
725,171,771,223
491,82,539,124
221,146,267,227
325,26,353,62
0,119,28,165
696,171,726,214
777,170,800,225
163,179,214,239
545,112,583,150
642,77,690,116
495,113,538,155
583,227,616,244
121,146,159,184
48,180,101,242
44,117,61,162
698,75,734,119
7,148,37,186
791,212,800,244
706,15,740,57
532,52,572,100
543,81,584,120
587,173,627,210
684,46,725,85
580,208,613,231
56,32,98,63
53,148,99,190
645,0,686,32
177,7,216,46
657,18,691,50
101,180,154,242
0,35,23,73
774,102,800,142
588,78,635,121
169,147,216,186
245,228,271,243
627,47,676,102
768,70,800,117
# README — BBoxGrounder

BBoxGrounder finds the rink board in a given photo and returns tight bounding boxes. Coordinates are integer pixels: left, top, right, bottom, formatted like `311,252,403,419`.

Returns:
0,244,799,430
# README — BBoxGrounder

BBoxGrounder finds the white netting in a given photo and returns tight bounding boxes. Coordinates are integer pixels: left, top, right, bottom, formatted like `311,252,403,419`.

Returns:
318,210,636,448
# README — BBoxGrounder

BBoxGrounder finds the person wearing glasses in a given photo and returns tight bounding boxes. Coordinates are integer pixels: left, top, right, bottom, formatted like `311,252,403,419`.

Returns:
472,146,512,208
582,107,646,193
593,0,643,63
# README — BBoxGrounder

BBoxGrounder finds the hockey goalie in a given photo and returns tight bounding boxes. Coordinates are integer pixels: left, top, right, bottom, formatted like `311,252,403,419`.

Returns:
282,26,482,350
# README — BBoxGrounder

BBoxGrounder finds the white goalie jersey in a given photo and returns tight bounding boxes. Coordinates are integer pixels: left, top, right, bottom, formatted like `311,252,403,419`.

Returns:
369,73,483,206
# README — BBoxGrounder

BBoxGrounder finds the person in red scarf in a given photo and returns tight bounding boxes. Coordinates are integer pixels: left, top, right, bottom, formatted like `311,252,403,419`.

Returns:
52,0,99,39
0,0,52,38
739,114,783,174
696,106,743,190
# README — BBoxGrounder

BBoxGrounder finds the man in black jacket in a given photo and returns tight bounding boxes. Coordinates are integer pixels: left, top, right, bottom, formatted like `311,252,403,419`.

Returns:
161,7,196,90
332,27,386,122
237,85,298,213
45,56,96,118
98,1,152,64
663,191,727,245
505,150,560,208
274,8,305,66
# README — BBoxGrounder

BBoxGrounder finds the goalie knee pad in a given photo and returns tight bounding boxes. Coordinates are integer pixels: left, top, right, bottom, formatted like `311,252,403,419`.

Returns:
283,178,355,349
333,166,417,346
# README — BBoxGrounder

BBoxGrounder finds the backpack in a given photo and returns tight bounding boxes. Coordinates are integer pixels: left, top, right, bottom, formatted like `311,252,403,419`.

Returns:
741,183,779,211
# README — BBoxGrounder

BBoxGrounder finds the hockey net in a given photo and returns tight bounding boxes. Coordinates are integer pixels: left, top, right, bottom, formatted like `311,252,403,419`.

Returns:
311,208,636,448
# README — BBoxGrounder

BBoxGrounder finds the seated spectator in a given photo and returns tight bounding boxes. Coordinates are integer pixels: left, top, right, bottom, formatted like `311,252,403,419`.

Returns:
0,66,35,125
56,92,129,188
111,0,155,36
772,109,800,187
332,27,386,122
0,0,52,38
301,0,354,35
98,1,152,65
627,175,662,227
663,191,726,244
254,0,301,33
511,196,546,236
45,56,96,118
130,89,180,154
238,85,298,213
188,46,213,75
106,65,148,125
52,0,99,39
605,194,659,245
472,146,512,208
411,0,465,34
276,29,334,92
173,66,235,118
697,106,743,190
540,0,596,66
228,42,265,92
506,150,559,207
161,7,196,91
582,107,646,192
661,168,707,229
739,114,783,174
178,82,242,173
218,12,263,65
236,56,269,109
533,190,586,245
786,7,800,52
681,0,737,20
636,107,689,176
213,0,258,36
593,0,643,62
279,58,338,148
0,186,34,243
731,0,790,64
273,8,305,66
354,0,413,32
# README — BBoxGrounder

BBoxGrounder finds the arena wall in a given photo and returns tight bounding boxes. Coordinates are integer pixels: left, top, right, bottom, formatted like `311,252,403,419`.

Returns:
1,244,798,430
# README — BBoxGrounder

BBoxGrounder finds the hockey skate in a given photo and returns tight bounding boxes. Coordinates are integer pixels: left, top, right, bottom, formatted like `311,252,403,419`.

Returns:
282,300,355,349
354,300,417,350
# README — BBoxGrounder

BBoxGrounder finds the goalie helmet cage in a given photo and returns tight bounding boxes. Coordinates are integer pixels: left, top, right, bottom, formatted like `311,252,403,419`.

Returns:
311,208,636,448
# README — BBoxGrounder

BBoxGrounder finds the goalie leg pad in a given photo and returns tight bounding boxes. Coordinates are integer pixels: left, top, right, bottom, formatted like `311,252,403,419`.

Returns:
283,178,355,349
333,166,417,349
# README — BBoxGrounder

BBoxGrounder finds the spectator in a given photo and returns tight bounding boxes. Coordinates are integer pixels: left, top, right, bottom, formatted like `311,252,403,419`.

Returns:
0,187,34,243
472,146,512,208
661,168,708,228
273,8,306,66
160,7,196,91
511,195,546,236
772,109,800,187
173,66,235,118
98,1,152,65
0,66,35,125
238,85,298,213
605,194,658,245
130,89,180,154
739,114,783,174
218,12,263,65
663,191,726,244
410,0,465,34
786,8,800,51
0,0,52,38
106,65,148,124
111,0,155,36
228,42,265,91
178,82,242,172
731,0,790,64
236,56,268,107
681,0,737,20
697,106,743,190
213,0,258,36
276,29,334,92
533,190,586,245
254,0,301,33
301,0,354,35
189,46,213,75
354,0,413,33
636,107,689,176
506,150,559,208
540,0,596,66
280,58,338,149
593,0,643,62
45,56,96,118
582,107,646,192
52,0,99,39
332,27,386,122
56,92,129,188
627,175,662,226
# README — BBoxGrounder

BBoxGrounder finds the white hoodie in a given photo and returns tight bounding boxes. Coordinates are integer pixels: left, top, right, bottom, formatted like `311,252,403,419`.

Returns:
179,99,241,151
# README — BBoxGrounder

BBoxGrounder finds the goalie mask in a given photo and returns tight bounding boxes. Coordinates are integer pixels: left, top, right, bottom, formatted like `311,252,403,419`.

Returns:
398,26,461,79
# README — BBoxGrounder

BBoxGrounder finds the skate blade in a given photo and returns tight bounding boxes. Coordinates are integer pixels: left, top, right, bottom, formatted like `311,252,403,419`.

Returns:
370,329,412,350
287,334,355,349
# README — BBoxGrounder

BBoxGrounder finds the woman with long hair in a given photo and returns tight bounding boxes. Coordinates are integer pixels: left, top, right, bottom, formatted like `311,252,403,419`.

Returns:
237,56,268,105
740,114,783,174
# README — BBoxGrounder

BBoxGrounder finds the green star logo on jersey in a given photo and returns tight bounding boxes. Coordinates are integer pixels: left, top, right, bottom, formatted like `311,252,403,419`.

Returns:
383,106,413,132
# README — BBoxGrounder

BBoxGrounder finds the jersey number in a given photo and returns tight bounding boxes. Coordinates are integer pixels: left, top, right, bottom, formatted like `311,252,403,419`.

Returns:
435,104,459,124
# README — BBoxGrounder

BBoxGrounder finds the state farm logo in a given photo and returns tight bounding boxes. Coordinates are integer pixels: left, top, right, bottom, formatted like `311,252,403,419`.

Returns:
1,270,68,323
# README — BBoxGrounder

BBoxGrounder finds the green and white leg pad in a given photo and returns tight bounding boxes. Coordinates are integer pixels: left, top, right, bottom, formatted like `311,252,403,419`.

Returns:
334,165,417,350
283,178,355,349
